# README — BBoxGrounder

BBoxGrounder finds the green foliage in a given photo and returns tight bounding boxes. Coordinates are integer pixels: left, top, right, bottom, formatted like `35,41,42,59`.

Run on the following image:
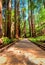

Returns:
28,0,37,11
37,0,42,3
11,10,14,22
1,37,12,45
39,7,45,22
29,36,45,44
36,6,45,23
35,6,45,36
22,8,26,12
30,1,37,10
36,23,45,32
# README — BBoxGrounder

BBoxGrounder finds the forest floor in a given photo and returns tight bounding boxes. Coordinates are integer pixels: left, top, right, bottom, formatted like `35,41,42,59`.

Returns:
0,38,45,65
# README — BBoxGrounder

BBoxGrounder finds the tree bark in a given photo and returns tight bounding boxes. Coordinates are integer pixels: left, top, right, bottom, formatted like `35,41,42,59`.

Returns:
14,0,16,38
7,0,11,38
28,0,31,37
0,0,2,37
24,20,26,38
30,0,36,37
15,0,20,38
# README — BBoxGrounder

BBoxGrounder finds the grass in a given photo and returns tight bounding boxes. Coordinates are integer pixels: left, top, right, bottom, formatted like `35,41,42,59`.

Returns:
28,36,45,45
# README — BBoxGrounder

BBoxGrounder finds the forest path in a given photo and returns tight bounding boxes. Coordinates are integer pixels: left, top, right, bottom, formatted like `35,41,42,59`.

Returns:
0,38,45,65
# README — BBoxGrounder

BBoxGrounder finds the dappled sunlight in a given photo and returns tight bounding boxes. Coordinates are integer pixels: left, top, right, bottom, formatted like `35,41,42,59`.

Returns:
27,49,45,58
7,45,45,65
0,56,7,64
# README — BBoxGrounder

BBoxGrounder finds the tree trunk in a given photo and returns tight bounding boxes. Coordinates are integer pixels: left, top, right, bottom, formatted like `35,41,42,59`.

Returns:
3,1,7,37
24,20,26,38
31,10,36,37
43,1,45,8
31,10,33,37
15,1,19,38
28,0,31,37
7,0,11,38
15,0,20,38
14,0,16,38
30,0,36,37
0,0,2,37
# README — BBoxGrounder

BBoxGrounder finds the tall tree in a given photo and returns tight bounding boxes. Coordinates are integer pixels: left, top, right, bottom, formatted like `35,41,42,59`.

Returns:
0,0,2,37
15,0,20,38
29,0,36,37
21,0,26,37
28,0,31,36
14,0,16,38
7,0,11,38
2,0,7,36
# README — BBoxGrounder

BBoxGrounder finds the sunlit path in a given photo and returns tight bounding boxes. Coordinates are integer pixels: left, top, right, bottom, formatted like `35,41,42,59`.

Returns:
0,39,45,65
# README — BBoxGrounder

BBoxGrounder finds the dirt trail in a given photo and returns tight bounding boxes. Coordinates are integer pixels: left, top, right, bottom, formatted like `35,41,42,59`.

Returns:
0,38,45,65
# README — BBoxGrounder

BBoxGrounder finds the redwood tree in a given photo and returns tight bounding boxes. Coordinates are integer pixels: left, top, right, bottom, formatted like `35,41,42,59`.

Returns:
29,0,36,37
7,0,11,38
21,0,26,38
15,0,20,38
0,0,2,37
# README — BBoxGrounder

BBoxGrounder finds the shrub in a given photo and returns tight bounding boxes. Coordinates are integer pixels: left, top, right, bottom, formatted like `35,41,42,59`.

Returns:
29,36,45,43
1,37,12,45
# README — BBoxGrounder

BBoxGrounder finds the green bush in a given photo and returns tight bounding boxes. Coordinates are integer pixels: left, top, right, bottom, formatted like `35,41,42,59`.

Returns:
29,36,45,44
35,36,45,42
1,37,12,45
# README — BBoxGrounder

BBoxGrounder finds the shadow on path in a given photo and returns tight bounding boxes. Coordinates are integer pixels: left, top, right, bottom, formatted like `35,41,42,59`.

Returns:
3,51,37,65
0,38,45,65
